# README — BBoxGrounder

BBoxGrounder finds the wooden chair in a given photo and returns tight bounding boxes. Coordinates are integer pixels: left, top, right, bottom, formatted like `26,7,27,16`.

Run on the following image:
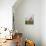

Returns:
15,33,23,46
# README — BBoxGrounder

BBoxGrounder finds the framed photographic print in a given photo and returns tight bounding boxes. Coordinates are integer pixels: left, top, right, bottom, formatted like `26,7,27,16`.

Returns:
25,15,34,25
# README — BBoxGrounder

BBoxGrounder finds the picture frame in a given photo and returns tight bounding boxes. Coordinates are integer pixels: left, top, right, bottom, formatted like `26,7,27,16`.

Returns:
25,15,34,25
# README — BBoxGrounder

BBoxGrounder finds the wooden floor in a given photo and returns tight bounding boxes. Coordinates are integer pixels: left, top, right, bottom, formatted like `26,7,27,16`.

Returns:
0,39,16,46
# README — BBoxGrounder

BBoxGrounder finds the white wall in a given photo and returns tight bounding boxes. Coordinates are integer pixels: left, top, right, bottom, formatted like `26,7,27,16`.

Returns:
13,0,41,46
41,0,46,46
0,0,16,30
